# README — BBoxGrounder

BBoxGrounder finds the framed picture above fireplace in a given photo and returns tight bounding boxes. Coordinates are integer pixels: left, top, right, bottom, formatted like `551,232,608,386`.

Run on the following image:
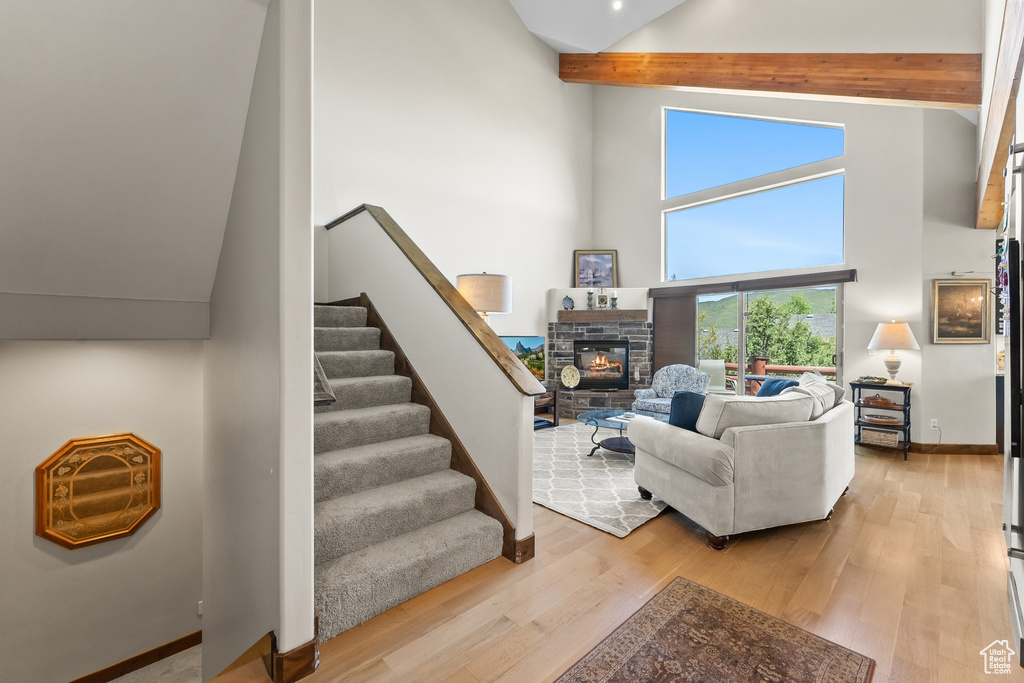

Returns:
574,340,630,390
574,250,618,288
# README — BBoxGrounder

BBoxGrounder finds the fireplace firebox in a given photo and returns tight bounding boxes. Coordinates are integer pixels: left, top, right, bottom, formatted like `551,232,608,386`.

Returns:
573,340,630,391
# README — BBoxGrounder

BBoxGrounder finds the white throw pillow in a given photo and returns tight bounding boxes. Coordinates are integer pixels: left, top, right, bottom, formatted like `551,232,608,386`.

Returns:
696,392,815,439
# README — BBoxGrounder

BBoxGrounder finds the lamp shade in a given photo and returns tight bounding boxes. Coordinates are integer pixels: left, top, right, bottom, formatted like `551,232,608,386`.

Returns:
456,273,511,314
866,322,920,351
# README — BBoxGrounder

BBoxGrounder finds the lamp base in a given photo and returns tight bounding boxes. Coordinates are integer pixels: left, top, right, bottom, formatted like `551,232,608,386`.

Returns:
883,354,901,381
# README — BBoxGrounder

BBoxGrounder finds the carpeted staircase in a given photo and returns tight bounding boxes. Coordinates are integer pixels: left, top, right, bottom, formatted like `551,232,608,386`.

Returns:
313,304,503,641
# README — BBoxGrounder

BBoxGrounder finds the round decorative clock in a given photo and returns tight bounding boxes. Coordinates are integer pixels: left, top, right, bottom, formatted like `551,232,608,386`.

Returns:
561,364,580,389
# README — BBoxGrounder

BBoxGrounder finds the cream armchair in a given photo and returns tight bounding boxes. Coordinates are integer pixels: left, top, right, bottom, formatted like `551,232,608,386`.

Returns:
698,359,738,395
627,388,854,549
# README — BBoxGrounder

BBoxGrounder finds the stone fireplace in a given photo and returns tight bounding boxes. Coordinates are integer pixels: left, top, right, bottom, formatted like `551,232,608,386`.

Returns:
547,309,653,419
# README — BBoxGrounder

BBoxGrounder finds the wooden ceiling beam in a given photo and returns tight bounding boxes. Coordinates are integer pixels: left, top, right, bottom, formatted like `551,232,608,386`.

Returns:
559,53,981,109
977,0,1024,229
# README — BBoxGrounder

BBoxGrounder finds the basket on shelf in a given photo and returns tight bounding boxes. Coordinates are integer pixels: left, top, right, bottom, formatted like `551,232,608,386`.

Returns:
861,428,899,448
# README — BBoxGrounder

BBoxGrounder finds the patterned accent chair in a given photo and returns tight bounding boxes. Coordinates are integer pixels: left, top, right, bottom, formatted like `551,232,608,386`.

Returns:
632,364,710,415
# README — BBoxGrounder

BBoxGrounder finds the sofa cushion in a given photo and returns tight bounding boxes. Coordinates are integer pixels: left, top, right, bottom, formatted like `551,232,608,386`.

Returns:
756,378,798,396
695,392,815,439
668,391,705,431
633,397,671,414
780,375,845,419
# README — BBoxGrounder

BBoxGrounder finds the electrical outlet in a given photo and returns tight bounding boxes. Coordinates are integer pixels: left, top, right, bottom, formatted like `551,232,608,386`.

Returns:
930,419,939,430
198,600,203,616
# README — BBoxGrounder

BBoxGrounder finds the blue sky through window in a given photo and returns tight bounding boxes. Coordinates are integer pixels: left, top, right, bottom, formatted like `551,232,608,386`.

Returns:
665,174,845,281
665,110,844,198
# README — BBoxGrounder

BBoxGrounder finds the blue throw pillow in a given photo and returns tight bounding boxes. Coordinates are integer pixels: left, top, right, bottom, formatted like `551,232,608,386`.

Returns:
668,391,705,432
756,378,798,397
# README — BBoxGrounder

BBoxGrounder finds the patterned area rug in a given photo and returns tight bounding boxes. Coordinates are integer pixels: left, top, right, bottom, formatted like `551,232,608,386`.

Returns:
557,577,876,682
533,422,666,537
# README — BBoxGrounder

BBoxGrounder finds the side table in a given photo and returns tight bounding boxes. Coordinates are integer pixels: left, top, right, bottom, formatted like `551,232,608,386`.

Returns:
850,381,911,460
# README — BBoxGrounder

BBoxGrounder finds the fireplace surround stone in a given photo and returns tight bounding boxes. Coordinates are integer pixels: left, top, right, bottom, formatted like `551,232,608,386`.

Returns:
547,310,653,419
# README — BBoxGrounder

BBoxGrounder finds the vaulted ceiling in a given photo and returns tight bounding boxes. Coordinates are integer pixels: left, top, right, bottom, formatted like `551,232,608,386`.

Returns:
508,0,688,53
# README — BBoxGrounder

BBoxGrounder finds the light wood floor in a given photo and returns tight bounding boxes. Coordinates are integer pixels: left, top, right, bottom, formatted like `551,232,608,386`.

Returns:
217,448,1023,682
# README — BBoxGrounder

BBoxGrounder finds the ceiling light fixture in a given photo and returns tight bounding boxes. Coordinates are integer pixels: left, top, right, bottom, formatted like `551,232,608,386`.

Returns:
612,1,623,10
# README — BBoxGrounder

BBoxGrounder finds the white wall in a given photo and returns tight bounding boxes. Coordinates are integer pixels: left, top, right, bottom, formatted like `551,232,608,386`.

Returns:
592,85,995,445
313,0,593,339
921,109,996,445
203,0,313,678
0,341,203,683
610,0,982,53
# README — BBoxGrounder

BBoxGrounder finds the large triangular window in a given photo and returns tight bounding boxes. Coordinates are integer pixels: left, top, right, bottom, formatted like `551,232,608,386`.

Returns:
665,109,844,199
662,108,845,282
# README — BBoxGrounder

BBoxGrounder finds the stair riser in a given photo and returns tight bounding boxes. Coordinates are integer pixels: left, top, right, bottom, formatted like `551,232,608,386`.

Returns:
315,327,381,352
314,410,430,453
314,474,476,564
314,377,412,413
314,306,367,328
314,512,502,641
315,437,451,502
319,351,394,379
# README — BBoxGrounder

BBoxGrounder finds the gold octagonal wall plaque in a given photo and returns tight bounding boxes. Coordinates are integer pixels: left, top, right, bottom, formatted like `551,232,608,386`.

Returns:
35,433,161,549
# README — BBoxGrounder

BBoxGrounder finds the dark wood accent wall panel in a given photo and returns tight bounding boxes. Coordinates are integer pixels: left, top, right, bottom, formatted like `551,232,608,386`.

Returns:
560,52,981,108
653,295,696,371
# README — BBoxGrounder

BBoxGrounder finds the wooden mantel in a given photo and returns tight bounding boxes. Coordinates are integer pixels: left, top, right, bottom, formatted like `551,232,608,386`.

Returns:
559,53,982,109
558,309,647,323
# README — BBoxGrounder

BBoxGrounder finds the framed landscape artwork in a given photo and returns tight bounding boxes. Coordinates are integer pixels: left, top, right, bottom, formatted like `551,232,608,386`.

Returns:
932,278,991,343
574,250,618,288
500,336,545,381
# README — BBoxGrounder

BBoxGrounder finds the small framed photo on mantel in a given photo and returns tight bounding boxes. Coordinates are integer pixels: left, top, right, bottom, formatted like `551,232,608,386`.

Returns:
932,278,991,343
574,250,618,288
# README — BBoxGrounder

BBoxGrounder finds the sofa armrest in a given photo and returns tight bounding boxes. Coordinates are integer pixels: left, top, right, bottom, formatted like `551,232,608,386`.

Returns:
634,388,656,400
628,417,734,486
722,401,855,529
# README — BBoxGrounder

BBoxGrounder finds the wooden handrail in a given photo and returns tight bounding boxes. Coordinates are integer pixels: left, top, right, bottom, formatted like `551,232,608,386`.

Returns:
325,205,546,397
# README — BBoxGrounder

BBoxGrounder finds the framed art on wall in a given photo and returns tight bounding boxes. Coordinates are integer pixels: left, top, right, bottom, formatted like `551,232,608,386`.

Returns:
500,336,545,381
574,250,618,288
932,278,991,343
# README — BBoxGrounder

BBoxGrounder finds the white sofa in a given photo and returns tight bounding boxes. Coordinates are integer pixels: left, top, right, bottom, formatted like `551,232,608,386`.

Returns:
627,380,854,549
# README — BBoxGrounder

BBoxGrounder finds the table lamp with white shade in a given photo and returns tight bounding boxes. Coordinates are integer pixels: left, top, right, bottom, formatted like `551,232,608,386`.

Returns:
866,320,920,384
456,272,511,324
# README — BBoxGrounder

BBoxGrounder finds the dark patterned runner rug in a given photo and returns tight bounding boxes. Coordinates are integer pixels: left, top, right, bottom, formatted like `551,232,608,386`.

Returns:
557,577,875,683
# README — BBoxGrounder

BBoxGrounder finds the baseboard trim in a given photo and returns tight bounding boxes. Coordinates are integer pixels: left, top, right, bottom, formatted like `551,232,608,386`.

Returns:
264,616,319,683
908,442,1000,455
68,631,202,683
333,295,525,563
509,533,535,564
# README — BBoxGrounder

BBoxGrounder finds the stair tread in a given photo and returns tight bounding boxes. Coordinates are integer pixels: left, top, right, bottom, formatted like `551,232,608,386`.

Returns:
314,510,503,640
315,326,381,352
314,401,429,425
314,305,367,328
314,433,452,501
314,402,431,453
317,349,395,380
315,375,412,413
314,469,477,562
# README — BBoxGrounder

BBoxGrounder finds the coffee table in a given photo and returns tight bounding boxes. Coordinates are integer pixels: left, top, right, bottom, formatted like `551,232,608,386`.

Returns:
576,409,665,457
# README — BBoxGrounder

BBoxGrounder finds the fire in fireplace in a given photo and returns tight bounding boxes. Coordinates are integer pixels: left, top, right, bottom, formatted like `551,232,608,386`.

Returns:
574,340,630,390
